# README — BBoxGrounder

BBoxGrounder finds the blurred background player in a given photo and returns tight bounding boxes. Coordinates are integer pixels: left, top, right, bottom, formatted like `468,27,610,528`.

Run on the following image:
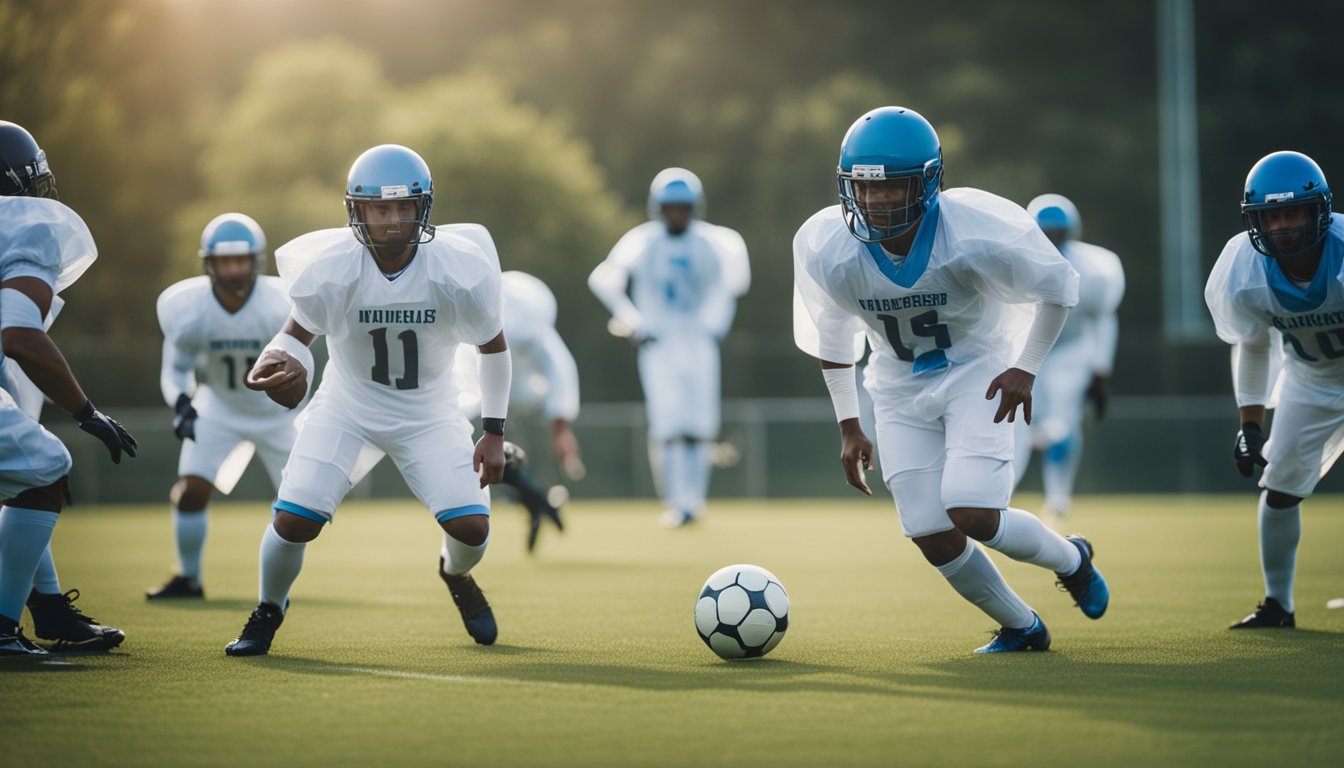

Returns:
589,168,749,527
454,270,582,551
1205,150,1344,630
147,213,301,600
793,107,1108,653
1012,194,1125,519
225,144,510,656
0,120,136,655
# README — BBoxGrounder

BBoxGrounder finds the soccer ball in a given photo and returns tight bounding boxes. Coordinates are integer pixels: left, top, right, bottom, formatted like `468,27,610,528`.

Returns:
694,564,790,660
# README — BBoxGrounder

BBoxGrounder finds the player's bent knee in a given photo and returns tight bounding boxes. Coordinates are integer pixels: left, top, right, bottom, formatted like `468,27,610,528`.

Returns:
912,528,968,567
171,475,214,511
273,510,324,543
947,507,999,542
7,475,71,513
442,514,489,547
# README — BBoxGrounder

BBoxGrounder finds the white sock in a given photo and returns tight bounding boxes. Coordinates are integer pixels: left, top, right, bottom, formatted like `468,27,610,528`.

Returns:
31,543,60,594
1042,435,1081,514
0,506,59,623
1259,491,1301,613
440,533,489,577
934,538,1035,629
258,523,306,610
985,508,1082,575
174,507,208,581
683,440,712,514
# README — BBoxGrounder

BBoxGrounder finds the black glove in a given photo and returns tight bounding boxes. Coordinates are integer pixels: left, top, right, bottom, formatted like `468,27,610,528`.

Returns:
74,400,138,464
172,393,197,441
1233,421,1268,478
1085,375,1109,421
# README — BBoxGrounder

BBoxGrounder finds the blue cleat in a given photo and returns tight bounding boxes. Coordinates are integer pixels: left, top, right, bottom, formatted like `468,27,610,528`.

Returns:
1056,535,1109,619
974,612,1051,654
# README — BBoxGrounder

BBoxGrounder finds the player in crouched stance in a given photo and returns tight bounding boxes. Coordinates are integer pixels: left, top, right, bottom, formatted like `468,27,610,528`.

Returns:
1205,151,1344,630
793,107,1109,653
225,144,510,656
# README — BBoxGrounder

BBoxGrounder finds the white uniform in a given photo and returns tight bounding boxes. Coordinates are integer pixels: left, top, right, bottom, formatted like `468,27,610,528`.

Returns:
794,188,1079,537
589,220,748,441
453,271,579,423
1013,240,1124,497
0,197,96,499
1205,216,1344,497
157,275,298,493
273,224,503,522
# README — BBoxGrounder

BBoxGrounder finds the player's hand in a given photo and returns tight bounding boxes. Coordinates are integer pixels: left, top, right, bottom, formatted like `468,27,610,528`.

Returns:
838,419,874,496
172,393,197,441
1086,374,1109,421
73,401,138,464
1233,421,1268,478
551,421,586,481
245,349,304,391
986,368,1035,424
474,432,506,488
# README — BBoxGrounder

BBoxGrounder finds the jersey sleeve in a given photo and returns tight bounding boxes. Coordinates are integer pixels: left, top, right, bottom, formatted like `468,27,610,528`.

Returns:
275,229,354,336
946,190,1080,307
536,325,581,422
156,280,203,405
792,217,866,364
0,198,97,292
1204,234,1267,344
588,225,648,335
709,224,751,298
438,225,504,346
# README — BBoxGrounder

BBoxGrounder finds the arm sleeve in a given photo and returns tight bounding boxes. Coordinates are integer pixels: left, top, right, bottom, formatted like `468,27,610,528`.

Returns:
1233,329,1272,407
1013,303,1071,375
536,326,581,422
588,231,645,334
160,336,196,406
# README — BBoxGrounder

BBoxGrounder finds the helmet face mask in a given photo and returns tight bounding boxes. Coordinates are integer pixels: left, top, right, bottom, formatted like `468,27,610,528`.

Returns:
345,144,435,257
0,122,58,200
347,197,431,252
839,169,938,242
205,254,258,298
1241,151,1333,261
836,107,943,243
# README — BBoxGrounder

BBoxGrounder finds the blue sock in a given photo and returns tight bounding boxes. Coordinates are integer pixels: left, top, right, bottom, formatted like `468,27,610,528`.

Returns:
0,506,59,623
31,543,60,594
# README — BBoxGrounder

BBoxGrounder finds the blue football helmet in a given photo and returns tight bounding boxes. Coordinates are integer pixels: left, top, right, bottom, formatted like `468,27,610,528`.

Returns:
199,213,267,291
837,107,943,242
345,144,435,247
647,167,705,221
1242,151,1333,259
1027,194,1081,242
0,121,57,199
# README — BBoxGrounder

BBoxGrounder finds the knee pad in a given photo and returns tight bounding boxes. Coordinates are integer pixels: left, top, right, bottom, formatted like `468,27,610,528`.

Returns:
7,474,72,512
941,456,1012,510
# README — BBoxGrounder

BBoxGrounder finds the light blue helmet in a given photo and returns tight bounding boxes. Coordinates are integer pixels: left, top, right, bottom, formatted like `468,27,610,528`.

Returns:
199,212,266,288
837,106,943,242
647,167,705,221
1242,151,1333,259
345,144,435,247
1027,194,1081,242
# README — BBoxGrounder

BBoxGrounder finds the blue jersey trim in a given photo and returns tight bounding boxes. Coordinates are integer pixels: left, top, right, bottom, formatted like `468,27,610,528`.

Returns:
1262,232,1341,313
862,196,942,289
435,504,490,523
274,499,329,524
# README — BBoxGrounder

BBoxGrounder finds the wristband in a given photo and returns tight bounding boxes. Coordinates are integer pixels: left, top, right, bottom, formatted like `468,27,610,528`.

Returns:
482,417,506,436
477,349,512,419
821,366,860,423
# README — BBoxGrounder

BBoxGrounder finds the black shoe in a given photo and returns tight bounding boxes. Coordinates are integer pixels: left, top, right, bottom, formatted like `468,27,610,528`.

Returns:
225,602,286,656
502,443,564,553
0,626,49,657
1229,597,1296,629
146,575,204,600
26,589,126,651
439,558,497,645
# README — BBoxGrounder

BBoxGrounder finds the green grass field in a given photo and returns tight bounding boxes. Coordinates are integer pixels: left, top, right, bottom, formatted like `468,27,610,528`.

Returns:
4,495,1343,767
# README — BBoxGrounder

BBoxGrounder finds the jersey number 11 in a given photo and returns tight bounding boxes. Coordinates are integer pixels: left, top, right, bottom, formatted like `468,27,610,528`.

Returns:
369,328,419,390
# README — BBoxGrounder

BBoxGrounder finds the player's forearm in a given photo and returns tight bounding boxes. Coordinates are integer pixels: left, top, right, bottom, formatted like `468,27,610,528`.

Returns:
1233,333,1271,408
1013,303,1070,374
587,265,644,333
820,361,860,425
1,328,89,414
160,338,194,405
1239,405,1266,429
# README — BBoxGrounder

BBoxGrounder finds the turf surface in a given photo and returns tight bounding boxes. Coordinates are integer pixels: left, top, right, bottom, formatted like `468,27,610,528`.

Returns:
4,495,1342,767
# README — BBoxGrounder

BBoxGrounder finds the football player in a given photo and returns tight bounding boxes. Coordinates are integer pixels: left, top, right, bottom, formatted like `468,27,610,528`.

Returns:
225,144,510,656
1205,151,1344,630
1011,194,1125,519
0,121,136,655
793,107,1109,653
147,213,300,600
454,270,582,552
589,168,750,527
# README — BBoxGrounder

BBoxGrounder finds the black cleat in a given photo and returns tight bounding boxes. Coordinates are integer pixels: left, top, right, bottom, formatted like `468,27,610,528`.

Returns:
225,602,286,656
27,589,126,651
439,558,497,645
146,575,204,600
1229,597,1296,629
503,442,564,552
0,626,49,657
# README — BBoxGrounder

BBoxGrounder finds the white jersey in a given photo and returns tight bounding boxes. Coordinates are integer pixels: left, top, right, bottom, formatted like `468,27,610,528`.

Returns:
589,219,746,341
793,188,1079,409
454,271,579,421
1052,240,1124,374
276,224,503,431
1206,215,1344,393
0,197,96,366
157,275,296,422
